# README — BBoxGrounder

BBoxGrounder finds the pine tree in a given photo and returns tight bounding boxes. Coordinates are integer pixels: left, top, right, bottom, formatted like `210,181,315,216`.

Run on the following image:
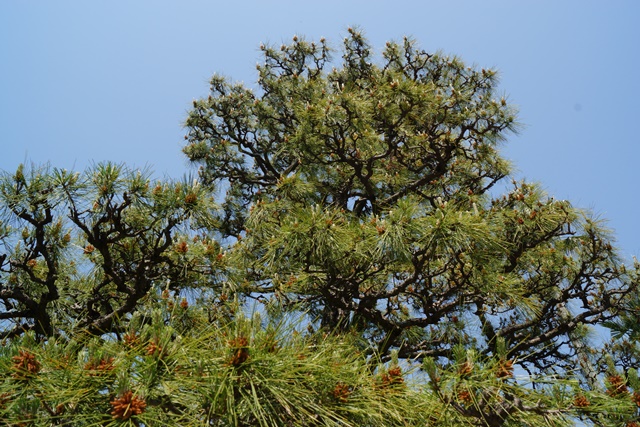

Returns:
183,29,640,425
0,29,638,426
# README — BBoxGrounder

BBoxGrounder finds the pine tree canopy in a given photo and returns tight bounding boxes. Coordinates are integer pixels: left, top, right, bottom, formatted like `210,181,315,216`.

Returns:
1,29,639,426
183,29,637,375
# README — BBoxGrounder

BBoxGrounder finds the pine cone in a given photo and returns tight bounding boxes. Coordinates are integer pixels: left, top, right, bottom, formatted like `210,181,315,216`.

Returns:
496,359,513,378
11,350,40,379
573,394,590,408
606,375,628,397
110,390,146,420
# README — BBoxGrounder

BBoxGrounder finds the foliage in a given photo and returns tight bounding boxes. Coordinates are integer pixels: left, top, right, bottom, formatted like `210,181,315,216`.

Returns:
0,162,217,340
184,21,639,399
1,29,639,426
0,296,636,427
0,296,426,426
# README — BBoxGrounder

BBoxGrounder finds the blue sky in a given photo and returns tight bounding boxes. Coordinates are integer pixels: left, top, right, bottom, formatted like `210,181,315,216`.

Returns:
1,1,638,259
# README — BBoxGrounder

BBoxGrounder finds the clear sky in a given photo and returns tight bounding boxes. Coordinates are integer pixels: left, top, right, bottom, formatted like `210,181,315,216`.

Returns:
1,1,638,259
